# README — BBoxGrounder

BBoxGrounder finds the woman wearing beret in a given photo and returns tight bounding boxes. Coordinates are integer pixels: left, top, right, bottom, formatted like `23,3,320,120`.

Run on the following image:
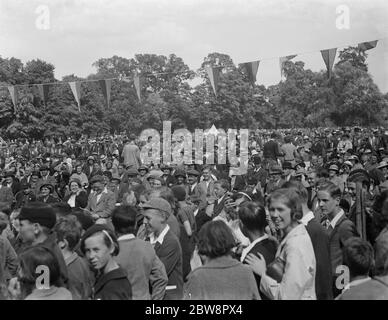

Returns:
80,225,132,300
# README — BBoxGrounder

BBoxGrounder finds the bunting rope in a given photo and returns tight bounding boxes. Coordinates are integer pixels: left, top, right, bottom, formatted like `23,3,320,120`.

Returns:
1,35,387,105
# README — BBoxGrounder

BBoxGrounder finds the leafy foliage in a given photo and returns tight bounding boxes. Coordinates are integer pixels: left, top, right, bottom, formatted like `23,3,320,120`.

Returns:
0,47,386,139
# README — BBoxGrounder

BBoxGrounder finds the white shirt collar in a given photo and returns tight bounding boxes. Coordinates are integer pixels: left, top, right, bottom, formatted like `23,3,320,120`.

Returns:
300,211,315,226
118,234,136,241
330,209,345,229
344,277,371,291
240,234,269,262
150,224,170,246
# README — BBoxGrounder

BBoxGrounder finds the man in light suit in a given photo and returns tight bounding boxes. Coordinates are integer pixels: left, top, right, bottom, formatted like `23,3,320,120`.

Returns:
85,175,116,222
185,170,206,211
198,166,216,202
141,198,183,300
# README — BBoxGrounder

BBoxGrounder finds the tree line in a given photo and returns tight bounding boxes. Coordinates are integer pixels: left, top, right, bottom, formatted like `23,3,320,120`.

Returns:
0,47,387,140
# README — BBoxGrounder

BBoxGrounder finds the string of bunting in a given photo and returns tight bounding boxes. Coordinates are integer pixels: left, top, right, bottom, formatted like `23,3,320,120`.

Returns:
0,38,383,110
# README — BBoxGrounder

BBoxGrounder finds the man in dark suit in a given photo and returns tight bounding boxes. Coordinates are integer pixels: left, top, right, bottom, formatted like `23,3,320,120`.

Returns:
212,179,230,218
239,202,277,299
4,172,21,196
248,155,268,189
317,182,359,297
141,198,183,300
283,180,333,300
161,165,176,188
263,132,283,166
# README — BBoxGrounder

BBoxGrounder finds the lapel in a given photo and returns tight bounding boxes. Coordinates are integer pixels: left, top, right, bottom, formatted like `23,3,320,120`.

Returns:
95,192,105,205
329,214,347,242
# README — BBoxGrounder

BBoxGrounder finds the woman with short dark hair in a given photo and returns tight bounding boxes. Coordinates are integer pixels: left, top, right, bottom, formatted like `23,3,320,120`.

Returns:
184,220,260,300
245,188,316,300
80,225,132,300
9,246,72,300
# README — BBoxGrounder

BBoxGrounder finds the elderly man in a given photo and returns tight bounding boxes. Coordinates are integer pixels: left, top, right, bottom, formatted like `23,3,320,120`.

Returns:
141,198,183,300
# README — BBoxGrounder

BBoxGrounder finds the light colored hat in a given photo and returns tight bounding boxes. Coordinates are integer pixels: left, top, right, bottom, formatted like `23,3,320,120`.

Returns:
377,161,388,170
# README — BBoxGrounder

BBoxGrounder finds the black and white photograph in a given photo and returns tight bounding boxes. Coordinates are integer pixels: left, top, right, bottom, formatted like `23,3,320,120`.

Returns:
0,0,388,306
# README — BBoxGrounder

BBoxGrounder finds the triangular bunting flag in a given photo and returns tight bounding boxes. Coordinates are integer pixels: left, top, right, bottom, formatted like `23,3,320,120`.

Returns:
320,48,337,78
37,84,50,105
7,86,18,110
133,75,142,102
205,66,222,97
240,60,260,86
358,40,378,51
99,79,112,108
69,81,82,111
279,55,297,80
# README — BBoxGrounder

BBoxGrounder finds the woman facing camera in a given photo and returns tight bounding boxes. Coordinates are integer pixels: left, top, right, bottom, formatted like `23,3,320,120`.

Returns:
245,188,316,300
63,179,88,209
184,220,260,300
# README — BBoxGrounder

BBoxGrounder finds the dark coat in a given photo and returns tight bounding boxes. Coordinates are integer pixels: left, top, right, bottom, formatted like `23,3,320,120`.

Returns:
263,140,282,160
37,194,59,204
66,252,94,300
154,229,183,300
242,238,277,300
93,267,132,300
305,218,333,300
63,191,88,209
212,194,228,218
327,214,359,276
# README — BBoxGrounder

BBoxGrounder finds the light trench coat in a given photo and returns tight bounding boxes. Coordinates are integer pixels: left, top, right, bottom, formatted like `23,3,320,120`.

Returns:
260,223,317,300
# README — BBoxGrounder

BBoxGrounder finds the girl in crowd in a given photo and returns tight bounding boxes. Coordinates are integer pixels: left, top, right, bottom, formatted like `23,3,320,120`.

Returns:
245,188,316,300
80,224,132,300
8,246,72,300
184,220,260,300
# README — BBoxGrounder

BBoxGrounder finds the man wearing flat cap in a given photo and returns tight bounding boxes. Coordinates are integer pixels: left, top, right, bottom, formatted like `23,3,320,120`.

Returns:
85,175,116,222
17,202,68,287
36,164,56,192
141,198,183,300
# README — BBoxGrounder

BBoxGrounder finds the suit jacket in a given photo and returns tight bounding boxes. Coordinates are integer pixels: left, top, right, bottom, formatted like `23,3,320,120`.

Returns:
212,194,228,218
305,218,333,300
327,214,359,276
185,183,207,210
242,238,277,300
153,229,183,300
249,166,268,188
230,175,246,192
37,194,59,204
198,180,216,199
115,237,168,300
163,175,176,188
263,140,283,160
86,190,116,219
336,276,388,300
5,181,22,196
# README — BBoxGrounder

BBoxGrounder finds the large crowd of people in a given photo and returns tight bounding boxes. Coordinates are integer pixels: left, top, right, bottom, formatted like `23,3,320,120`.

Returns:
0,126,388,300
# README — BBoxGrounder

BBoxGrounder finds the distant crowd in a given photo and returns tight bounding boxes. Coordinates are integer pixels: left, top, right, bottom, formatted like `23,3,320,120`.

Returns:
0,126,388,300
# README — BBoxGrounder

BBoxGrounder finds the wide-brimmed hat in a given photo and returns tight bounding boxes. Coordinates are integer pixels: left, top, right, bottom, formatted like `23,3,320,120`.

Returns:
329,164,339,172
269,165,283,175
377,161,388,170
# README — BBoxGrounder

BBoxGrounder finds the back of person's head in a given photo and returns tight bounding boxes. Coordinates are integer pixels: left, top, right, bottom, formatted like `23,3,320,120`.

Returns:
281,180,308,204
70,209,94,233
19,246,61,297
54,215,82,251
342,237,374,278
50,202,72,219
215,179,230,191
0,211,9,234
111,205,137,235
158,187,176,212
197,220,236,259
238,202,267,232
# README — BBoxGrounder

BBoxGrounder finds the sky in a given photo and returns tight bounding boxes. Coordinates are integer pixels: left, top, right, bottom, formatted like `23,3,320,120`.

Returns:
1,0,388,92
